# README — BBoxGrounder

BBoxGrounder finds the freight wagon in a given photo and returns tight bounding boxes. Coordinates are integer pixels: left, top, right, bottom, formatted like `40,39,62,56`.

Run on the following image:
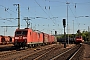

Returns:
0,35,14,45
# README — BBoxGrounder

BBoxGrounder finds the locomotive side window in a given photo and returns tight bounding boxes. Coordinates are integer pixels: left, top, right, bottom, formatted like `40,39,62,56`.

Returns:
38,33,40,38
30,32,31,35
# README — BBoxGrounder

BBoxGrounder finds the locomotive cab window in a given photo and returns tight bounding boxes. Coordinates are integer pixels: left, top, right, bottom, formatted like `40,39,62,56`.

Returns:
15,30,27,35
15,31,21,35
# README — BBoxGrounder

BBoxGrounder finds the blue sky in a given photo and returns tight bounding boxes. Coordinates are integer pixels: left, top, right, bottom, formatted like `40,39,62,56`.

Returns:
0,0,90,36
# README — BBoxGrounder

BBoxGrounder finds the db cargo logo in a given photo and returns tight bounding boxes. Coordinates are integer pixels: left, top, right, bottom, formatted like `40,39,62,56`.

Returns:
19,36,22,39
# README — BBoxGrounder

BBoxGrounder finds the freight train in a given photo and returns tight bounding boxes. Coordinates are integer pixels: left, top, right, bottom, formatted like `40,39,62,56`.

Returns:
14,28,57,48
0,35,14,45
57,36,84,44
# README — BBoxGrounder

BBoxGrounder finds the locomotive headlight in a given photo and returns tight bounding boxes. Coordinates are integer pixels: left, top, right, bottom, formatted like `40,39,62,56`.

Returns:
23,37,27,39
15,37,19,39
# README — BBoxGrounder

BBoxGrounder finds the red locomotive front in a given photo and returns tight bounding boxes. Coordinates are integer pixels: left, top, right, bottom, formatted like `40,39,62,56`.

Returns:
14,29,28,47
75,36,84,43
14,28,34,47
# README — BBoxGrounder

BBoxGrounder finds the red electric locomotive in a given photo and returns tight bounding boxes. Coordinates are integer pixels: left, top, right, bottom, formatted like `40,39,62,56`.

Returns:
75,36,84,43
14,28,33,47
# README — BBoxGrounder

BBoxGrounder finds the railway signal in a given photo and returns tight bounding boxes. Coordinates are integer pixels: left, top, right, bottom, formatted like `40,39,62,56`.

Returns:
63,19,66,48
55,31,57,35
63,19,66,27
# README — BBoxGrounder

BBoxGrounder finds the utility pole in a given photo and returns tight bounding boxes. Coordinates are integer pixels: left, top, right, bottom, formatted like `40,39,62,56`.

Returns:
31,23,32,29
23,17,31,28
73,20,74,42
73,20,74,34
51,31,52,35
88,26,89,32
13,4,20,29
66,2,70,44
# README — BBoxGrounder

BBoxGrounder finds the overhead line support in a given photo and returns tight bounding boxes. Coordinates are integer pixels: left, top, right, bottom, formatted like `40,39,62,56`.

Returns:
13,4,20,29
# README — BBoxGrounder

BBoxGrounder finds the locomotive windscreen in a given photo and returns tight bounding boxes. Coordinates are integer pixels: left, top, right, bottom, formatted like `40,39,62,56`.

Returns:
76,36,82,39
15,30,28,35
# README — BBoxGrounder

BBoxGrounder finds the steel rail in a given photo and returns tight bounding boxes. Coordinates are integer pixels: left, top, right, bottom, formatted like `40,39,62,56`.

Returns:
69,45,81,60
50,45,80,60
19,45,58,60
33,48,56,60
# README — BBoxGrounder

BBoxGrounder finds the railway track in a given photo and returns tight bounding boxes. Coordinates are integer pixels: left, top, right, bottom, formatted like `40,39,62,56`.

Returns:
20,44,82,60
0,43,81,60
68,44,84,60
0,44,60,60
51,44,83,60
0,47,29,59
20,44,74,60
20,44,63,60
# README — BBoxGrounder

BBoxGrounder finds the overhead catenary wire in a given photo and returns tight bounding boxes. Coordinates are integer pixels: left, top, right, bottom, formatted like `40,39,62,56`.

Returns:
0,4,28,27
0,5,13,23
65,0,80,29
47,0,58,25
0,5,17,22
0,0,90,35
34,0,56,24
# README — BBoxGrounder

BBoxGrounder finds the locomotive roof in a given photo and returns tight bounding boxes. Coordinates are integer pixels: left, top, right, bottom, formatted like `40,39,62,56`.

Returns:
15,28,52,35
16,28,33,31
